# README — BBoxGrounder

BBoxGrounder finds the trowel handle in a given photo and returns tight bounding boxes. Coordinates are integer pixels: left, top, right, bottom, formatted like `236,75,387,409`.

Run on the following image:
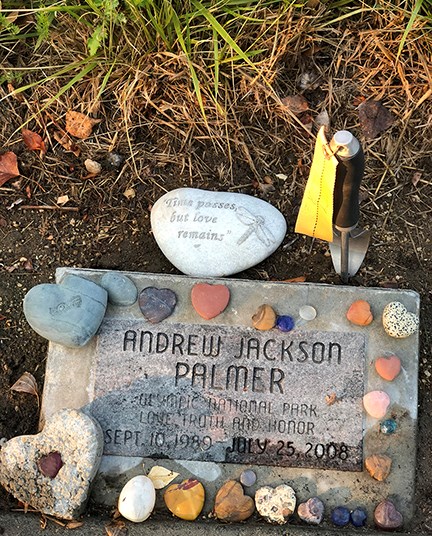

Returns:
333,145,365,230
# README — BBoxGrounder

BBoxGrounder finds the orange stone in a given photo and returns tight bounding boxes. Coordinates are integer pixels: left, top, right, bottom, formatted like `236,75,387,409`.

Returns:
214,480,255,522
346,300,373,326
365,454,392,481
164,478,205,521
252,304,277,330
375,355,401,381
191,283,230,320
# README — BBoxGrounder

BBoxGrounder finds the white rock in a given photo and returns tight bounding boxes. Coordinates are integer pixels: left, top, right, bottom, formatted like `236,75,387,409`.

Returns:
382,301,418,338
118,475,155,522
151,188,286,277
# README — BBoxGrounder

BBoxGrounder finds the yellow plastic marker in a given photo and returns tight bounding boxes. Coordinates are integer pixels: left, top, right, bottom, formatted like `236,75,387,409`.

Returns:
295,126,338,242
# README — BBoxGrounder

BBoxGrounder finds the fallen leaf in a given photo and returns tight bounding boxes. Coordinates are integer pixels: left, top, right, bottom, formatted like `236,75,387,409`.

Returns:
325,392,338,405
66,111,101,139
281,94,309,115
22,128,47,154
252,176,275,195
56,195,69,206
282,276,307,283
66,521,84,529
0,152,20,187
147,465,179,489
123,187,136,200
353,95,366,107
53,130,81,157
299,113,313,134
105,520,128,536
358,100,395,139
10,372,39,402
412,171,422,187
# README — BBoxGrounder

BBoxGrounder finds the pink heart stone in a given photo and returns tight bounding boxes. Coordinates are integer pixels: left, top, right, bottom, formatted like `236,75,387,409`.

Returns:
363,391,390,419
191,283,230,320
375,355,401,381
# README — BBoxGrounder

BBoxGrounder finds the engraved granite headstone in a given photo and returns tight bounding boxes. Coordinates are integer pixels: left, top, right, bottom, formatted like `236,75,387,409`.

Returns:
91,322,364,471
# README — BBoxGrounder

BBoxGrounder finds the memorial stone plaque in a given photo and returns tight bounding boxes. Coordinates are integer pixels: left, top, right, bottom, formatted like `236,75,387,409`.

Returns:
91,321,365,471
41,268,420,525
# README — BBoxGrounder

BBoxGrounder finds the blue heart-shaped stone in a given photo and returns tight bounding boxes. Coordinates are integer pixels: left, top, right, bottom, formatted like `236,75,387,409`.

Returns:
24,275,107,347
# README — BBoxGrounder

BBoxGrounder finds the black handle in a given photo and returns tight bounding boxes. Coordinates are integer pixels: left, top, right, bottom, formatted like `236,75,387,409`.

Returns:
333,146,365,229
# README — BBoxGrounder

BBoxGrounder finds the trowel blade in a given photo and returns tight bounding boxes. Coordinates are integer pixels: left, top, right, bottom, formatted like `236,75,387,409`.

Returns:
329,227,370,278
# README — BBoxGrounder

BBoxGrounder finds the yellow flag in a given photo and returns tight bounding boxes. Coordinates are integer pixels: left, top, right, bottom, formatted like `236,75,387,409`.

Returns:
295,126,338,242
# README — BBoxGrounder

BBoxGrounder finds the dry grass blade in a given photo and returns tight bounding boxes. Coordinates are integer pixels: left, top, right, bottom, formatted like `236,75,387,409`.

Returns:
10,372,39,406
105,520,128,536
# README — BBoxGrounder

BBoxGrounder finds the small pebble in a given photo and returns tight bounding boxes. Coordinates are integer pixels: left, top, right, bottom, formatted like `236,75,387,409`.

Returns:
100,272,137,306
84,159,102,175
276,315,295,332
380,418,397,435
351,507,367,527
164,478,205,521
252,304,276,330
297,497,324,525
138,287,177,323
331,506,350,526
119,475,155,523
106,152,124,169
240,469,256,487
299,305,316,321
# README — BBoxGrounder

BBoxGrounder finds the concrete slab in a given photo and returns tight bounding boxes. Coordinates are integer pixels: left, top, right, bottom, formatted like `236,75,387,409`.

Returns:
40,268,420,531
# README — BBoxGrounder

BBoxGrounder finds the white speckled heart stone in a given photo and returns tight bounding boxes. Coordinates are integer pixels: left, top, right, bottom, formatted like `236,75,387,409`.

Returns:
382,301,418,338
151,188,287,277
24,274,107,347
0,409,103,520
255,484,296,524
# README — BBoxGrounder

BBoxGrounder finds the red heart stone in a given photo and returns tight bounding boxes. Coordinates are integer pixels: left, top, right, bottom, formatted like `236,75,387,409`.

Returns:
375,355,401,381
374,499,403,530
191,283,230,320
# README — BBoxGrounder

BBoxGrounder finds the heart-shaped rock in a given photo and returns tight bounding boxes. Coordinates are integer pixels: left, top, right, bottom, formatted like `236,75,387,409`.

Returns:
382,301,418,338
297,497,324,525
150,188,287,277
363,390,390,419
346,300,373,326
191,283,230,320
214,480,255,522
374,499,403,530
139,287,177,323
255,484,296,525
164,478,205,521
23,274,107,348
0,409,103,520
375,355,401,381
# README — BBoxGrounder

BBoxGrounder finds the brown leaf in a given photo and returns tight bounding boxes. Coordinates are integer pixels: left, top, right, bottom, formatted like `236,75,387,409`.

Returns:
0,152,20,187
65,111,101,139
10,371,39,401
66,521,84,529
22,128,47,154
252,177,275,195
282,276,307,283
358,100,395,139
281,94,309,115
105,520,128,536
53,130,81,157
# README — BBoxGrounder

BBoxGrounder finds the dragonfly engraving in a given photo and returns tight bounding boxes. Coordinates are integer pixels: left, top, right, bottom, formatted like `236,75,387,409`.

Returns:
236,206,276,246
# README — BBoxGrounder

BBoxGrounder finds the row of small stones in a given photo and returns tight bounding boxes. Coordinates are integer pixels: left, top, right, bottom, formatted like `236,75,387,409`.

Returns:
117,474,402,530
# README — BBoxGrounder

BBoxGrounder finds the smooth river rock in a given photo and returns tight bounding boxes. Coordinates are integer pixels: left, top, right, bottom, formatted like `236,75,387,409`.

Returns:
23,274,107,347
0,409,103,520
100,272,137,306
150,188,287,277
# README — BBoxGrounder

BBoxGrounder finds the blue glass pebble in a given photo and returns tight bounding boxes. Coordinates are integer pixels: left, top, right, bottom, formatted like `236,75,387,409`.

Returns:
276,315,295,332
380,418,397,434
331,506,350,526
350,507,367,527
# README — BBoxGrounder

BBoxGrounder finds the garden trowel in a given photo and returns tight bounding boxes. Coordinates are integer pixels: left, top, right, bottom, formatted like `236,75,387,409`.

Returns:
295,127,370,282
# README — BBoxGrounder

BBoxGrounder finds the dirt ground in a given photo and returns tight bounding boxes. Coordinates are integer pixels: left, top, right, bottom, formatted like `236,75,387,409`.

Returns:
0,3,432,531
